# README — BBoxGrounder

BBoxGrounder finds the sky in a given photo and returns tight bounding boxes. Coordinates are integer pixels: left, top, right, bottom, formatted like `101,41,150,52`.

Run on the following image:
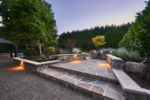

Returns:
45,0,148,35
0,0,148,35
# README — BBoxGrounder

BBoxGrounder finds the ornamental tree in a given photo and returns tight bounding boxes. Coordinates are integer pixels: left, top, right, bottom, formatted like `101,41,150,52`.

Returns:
66,38,77,54
92,35,106,50
8,0,57,55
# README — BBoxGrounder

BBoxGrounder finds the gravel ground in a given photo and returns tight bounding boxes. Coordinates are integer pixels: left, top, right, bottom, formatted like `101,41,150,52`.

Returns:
0,57,93,100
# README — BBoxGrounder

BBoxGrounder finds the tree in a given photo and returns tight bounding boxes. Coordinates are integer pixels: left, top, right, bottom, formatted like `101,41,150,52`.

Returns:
118,1,150,60
92,35,106,50
82,40,87,51
66,38,77,54
0,0,13,41
58,23,131,49
8,0,57,55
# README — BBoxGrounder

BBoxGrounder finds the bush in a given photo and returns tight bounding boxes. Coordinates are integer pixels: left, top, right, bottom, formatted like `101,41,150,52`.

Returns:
111,47,140,61
99,48,116,52
38,57,43,61
117,47,129,60
53,47,60,55
79,51,82,54
61,50,69,54
85,48,88,51
38,56,49,61
72,48,81,54
111,50,118,57
48,46,54,53
128,50,140,62
23,48,37,57
27,55,34,60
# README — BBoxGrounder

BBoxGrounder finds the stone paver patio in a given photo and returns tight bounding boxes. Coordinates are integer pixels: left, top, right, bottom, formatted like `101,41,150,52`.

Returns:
40,67,123,100
54,59,112,74
51,59,118,83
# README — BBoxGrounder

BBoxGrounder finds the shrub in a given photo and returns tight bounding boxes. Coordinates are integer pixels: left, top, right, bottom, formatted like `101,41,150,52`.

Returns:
27,55,34,60
111,47,140,61
79,51,82,54
48,46,54,53
111,50,118,57
85,48,88,51
128,50,140,62
53,47,61,55
117,47,129,60
72,48,81,54
61,50,69,54
38,55,49,61
100,48,116,52
138,58,150,82
38,57,43,61
23,48,37,57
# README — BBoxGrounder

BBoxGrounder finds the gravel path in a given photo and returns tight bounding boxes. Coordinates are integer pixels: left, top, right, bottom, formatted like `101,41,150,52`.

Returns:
0,57,93,100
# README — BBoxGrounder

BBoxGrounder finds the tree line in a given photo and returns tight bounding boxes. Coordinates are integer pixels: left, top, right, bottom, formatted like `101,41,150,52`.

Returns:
58,23,131,50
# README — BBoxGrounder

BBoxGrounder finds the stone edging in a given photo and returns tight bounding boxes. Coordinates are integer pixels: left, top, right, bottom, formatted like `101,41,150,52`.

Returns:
112,69,150,100
13,57,60,65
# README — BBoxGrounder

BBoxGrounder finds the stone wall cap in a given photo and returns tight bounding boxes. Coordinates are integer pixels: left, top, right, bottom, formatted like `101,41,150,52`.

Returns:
143,88,150,95
106,54,123,61
13,57,60,65
58,54,86,56
112,69,145,94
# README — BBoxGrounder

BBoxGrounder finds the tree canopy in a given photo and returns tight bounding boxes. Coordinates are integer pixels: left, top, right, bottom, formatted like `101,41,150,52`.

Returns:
118,1,150,60
6,0,57,55
58,23,131,50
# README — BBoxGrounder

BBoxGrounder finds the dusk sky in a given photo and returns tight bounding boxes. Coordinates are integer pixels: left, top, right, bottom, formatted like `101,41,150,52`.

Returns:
45,0,148,35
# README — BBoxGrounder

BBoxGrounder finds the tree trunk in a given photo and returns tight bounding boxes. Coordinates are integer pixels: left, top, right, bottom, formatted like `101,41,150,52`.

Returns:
36,40,43,56
38,45,42,56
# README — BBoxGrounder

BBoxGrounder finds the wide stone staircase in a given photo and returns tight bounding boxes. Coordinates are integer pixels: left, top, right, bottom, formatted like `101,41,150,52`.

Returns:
37,58,125,100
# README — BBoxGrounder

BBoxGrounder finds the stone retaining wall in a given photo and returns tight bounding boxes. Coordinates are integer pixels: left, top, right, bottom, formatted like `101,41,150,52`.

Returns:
58,54,86,63
13,57,59,72
106,54,125,70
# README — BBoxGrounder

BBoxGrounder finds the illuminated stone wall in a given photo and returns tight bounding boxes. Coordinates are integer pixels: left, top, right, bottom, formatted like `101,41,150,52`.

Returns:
106,54,125,70
58,54,86,63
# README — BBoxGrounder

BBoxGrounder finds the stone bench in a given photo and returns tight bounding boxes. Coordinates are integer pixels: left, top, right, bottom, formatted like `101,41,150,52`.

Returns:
106,54,125,69
113,69,148,100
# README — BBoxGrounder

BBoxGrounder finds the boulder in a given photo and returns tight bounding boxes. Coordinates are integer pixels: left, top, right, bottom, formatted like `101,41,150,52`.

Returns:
125,61,145,73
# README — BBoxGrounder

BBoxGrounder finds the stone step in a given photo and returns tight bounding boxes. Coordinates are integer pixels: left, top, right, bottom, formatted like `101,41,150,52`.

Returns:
50,60,118,85
37,68,124,100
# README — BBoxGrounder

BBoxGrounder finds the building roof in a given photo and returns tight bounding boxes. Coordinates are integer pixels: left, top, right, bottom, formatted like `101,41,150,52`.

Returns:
0,38,12,44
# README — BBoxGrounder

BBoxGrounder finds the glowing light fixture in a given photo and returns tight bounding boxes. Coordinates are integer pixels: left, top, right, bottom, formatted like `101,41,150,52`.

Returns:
73,55,78,60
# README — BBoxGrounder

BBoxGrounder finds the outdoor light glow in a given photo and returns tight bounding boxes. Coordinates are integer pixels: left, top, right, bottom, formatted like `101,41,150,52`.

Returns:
71,60,82,63
73,54,78,60
20,61,24,67
74,55,77,58
12,53,14,57
99,63,111,69
8,66,24,71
